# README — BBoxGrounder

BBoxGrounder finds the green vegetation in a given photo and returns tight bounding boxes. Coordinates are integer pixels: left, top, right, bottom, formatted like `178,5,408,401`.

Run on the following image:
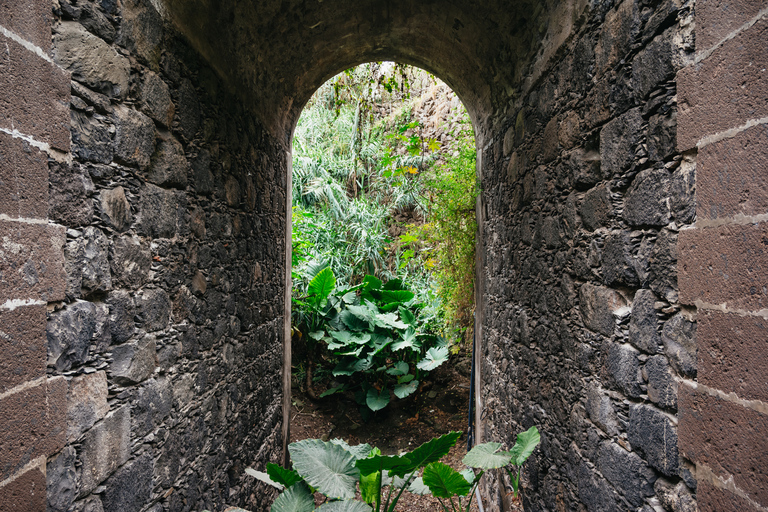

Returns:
291,63,478,408
246,426,541,511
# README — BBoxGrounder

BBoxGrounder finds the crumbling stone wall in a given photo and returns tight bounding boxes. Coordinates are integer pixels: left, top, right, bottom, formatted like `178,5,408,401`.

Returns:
477,0,701,510
12,1,287,511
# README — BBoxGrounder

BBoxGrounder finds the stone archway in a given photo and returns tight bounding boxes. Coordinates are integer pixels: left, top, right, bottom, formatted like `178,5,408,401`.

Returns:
1,0,767,511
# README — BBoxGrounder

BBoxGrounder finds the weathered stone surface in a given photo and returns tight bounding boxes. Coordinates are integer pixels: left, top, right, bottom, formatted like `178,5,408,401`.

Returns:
70,496,105,512
47,301,98,371
607,342,642,398
191,270,207,295
568,149,603,190
624,168,671,227
137,288,171,331
629,289,662,354
0,305,46,393
579,185,611,231
645,355,677,409
655,478,697,512
99,187,133,231
47,446,77,512
106,290,135,344
176,79,201,142
628,403,678,476
0,222,67,303
632,27,686,100
53,22,130,98
117,0,163,66
139,71,175,126
111,335,156,385
70,110,115,164
647,109,677,163
80,227,112,296
79,405,130,496
191,150,215,195
597,441,656,507
585,383,619,436
600,108,643,175
48,161,95,227
67,371,109,442
139,183,183,238
0,132,48,219
78,1,117,42
602,230,639,287
579,283,625,337
648,229,677,302
0,467,46,512
577,459,624,512
114,106,155,170
109,235,150,288
101,452,154,512
148,136,188,188
133,377,172,437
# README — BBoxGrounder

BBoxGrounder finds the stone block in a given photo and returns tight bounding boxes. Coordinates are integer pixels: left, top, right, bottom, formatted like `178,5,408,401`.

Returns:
579,283,625,337
628,289,662,354
114,106,156,170
597,441,656,507
677,18,768,150
110,235,150,289
0,218,66,304
647,108,677,163
631,27,685,100
148,136,189,188
77,2,116,42
176,78,201,142
679,384,768,505
628,403,678,476
139,71,174,127
599,107,643,176
0,33,70,151
661,312,697,378
698,480,763,512
191,150,214,196
133,376,172,438
139,183,184,239
655,478,697,512
0,379,66,481
0,0,51,50
137,288,171,332
111,335,156,385
698,309,768,402
67,371,109,442
64,227,112,299
585,383,619,435
47,301,100,371
79,405,130,496
579,185,611,231
117,0,164,66
645,355,677,409
70,110,114,164
101,452,154,512
577,459,625,511
648,228,677,302
0,467,46,512
696,0,768,51
0,132,48,219
697,124,768,220
71,496,105,512
53,22,129,98
623,168,671,227
602,230,640,287
48,160,95,228
106,290,135,344
0,304,46,392
594,0,641,76
99,186,133,231
679,222,768,311
47,446,77,512
669,162,695,224
607,342,642,397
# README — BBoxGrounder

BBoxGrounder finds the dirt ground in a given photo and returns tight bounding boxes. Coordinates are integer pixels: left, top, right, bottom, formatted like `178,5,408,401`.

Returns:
288,353,485,511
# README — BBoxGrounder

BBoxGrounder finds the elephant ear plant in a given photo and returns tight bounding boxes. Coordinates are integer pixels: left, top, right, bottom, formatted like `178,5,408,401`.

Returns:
246,426,540,512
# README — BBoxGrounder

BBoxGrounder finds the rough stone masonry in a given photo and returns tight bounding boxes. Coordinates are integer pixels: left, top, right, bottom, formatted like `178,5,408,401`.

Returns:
0,0,766,511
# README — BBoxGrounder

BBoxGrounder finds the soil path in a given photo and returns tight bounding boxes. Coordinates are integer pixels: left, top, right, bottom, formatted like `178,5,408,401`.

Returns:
289,354,483,511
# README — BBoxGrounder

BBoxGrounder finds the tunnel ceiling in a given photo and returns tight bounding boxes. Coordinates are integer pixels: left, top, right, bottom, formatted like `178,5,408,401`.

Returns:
161,0,588,140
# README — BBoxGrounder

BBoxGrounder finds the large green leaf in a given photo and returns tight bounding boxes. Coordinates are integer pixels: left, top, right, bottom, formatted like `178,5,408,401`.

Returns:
366,387,390,411
507,426,541,466
339,310,369,331
267,463,303,488
379,289,414,304
390,431,462,477
330,331,371,346
315,501,372,512
394,379,418,399
407,476,430,495
417,346,450,371
308,267,336,305
356,453,411,477
362,275,383,291
382,278,406,291
245,468,284,489
386,361,409,376
462,442,513,469
391,327,419,352
270,482,314,512
423,462,472,498
359,470,381,504
288,439,359,499
398,306,416,325
375,312,408,330
331,439,373,461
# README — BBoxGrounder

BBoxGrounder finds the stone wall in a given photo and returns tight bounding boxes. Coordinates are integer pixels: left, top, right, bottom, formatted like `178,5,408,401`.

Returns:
42,1,286,511
477,0,700,510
